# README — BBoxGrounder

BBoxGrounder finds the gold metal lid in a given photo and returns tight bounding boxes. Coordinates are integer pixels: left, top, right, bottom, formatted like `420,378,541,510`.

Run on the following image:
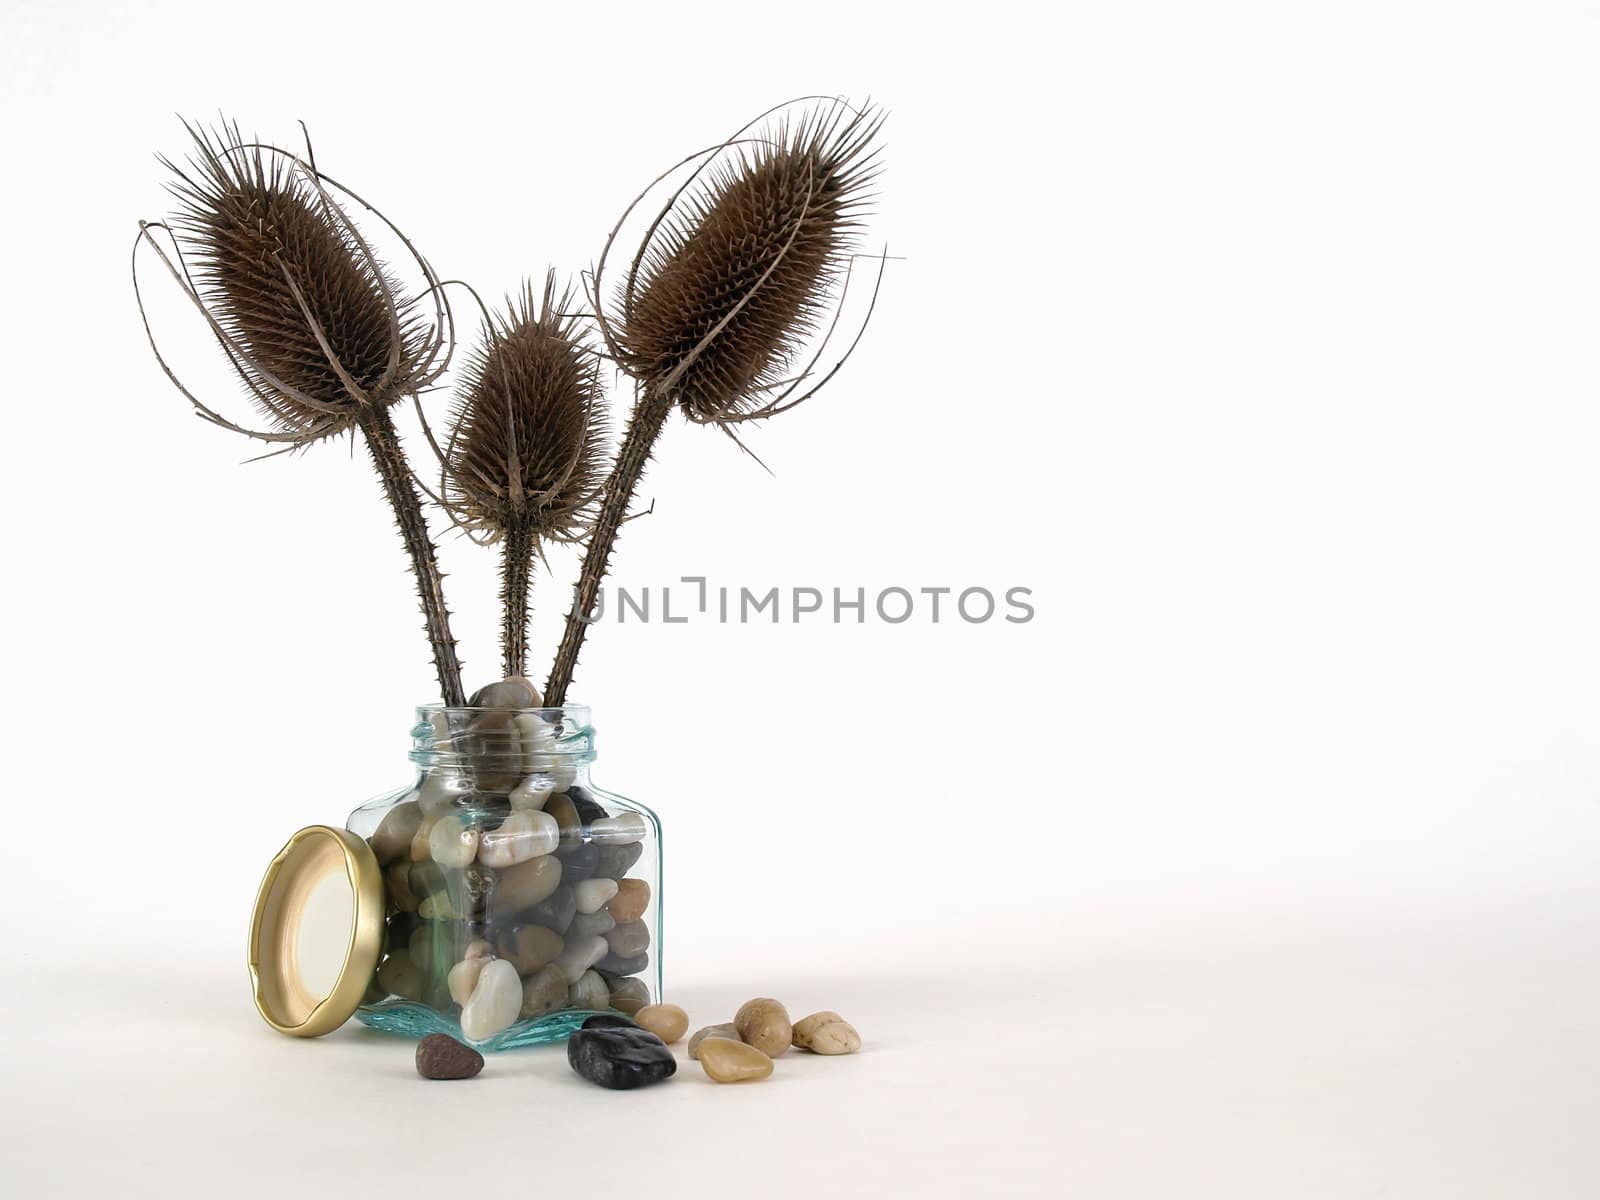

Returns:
249,825,385,1037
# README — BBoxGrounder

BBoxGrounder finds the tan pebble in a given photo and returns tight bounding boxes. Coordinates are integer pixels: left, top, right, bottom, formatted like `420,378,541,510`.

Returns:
608,977,651,1015
698,1037,773,1083
607,878,651,924
634,1003,688,1044
688,1022,739,1060
793,1012,861,1055
496,923,564,973
734,997,792,1058
369,801,422,865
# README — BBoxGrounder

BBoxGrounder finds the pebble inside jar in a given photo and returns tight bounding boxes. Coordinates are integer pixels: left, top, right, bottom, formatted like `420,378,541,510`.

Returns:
348,698,661,1049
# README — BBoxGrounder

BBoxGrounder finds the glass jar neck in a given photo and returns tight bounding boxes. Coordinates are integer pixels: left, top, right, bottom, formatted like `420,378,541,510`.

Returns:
410,704,596,781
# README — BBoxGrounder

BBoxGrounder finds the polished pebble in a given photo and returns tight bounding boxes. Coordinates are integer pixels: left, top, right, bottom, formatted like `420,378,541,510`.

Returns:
468,678,541,708
590,813,648,844
688,1022,740,1060
567,1026,676,1090
447,956,486,1006
385,862,420,912
478,810,559,868
369,801,422,864
574,878,619,914
428,814,480,869
495,923,564,973
593,841,643,879
509,772,555,811
417,768,470,816
377,953,424,1000
735,998,792,1058
522,883,577,934
568,908,616,937
492,854,563,914
569,969,611,1011
545,793,581,845
553,935,609,983
605,920,650,959
697,1037,774,1084
557,842,601,882
607,878,651,924
596,951,649,977
792,1010,861,1054
581,1013,635,1030
526,752,577,793
607,976,651,1015
520,963,569,1019
633,1004,688,1044
410,814,439,862
459,959,521,1042
416,1034,483,1080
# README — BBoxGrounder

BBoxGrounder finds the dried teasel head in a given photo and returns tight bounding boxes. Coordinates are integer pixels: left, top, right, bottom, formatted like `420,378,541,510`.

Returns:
442,273,608,546
135,120,452,445
598,98,885,427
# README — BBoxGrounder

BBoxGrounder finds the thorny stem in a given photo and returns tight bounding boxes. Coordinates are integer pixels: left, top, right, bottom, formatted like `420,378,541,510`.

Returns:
544,386,675,705
357,403,467,706
500,523,535,678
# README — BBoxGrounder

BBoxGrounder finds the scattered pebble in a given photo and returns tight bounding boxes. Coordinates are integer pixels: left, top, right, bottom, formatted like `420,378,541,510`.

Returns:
574,878,619,914
416,1033,483,1080
792,1011,861,1055
687,1022,740,1060
568,1025,677,1090
633,1003,688,1044
697,1037,774,1084
582,1013,635,1030
607,879,650,924
459,959,521,1042
734,998,792,1058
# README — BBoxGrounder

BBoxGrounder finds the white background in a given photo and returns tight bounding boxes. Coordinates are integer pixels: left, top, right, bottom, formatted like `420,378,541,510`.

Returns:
3,0,1599,1195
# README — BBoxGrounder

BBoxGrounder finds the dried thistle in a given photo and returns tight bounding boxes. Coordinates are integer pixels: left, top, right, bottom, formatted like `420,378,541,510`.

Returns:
543,98,886,705
442,274,607,677
133,120,466,705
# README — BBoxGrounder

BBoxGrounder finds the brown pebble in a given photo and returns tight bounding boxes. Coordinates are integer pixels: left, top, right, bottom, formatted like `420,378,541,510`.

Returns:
633,1003,688,1044
734,997,792,1058
607,878,650,924
416,1033,484,1080
698,1037,774,1083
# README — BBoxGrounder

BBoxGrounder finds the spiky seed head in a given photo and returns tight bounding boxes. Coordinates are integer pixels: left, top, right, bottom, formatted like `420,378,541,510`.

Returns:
613,101,881,424
162,121,438,442
445,275,608,544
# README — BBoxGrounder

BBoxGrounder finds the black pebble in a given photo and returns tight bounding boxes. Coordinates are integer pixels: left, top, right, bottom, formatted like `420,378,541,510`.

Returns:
559,842,601,882
567,787,609,827
581,1013,636,1030
567,1026,676,1090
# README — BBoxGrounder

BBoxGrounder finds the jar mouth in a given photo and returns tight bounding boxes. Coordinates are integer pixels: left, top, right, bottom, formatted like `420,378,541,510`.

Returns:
410,704,595,773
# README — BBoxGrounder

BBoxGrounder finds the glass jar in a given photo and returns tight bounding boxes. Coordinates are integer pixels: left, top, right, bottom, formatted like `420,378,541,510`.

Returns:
345,704,661,1050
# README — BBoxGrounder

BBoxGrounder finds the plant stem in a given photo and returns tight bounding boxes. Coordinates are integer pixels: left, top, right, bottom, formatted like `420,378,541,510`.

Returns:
357,402,467,706
544,386,674,705
500,522,535,678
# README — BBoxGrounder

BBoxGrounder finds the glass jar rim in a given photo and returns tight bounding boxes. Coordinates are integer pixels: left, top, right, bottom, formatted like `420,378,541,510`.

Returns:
410,703,596,772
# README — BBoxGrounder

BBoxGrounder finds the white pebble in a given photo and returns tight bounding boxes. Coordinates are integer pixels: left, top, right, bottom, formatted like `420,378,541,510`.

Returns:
478,810,559,867
417,768,469,816
509,773,555,811
574,878,619,914
464,939,493,961
525,752,577,793
447,956,486,1006
590,813,648,844
514,713,559,763
428,814,480,868
459,959,522,1043
552,935,608,983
